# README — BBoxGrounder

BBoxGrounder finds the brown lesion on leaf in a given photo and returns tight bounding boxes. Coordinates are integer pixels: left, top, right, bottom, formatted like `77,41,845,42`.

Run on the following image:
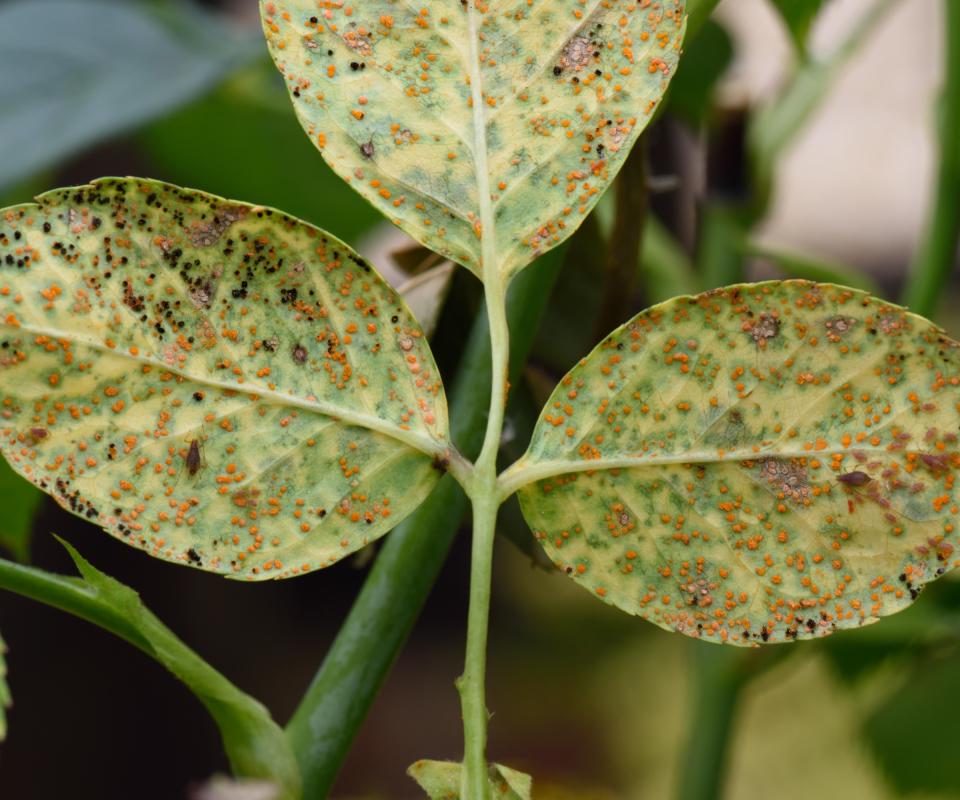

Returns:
232,486,261,509
556,34,594,73
343,28,372,56
187,267,223,310
681,576,716,609
823,315,857,342
188,204,247,248
758,457,810,505
743,311,780,346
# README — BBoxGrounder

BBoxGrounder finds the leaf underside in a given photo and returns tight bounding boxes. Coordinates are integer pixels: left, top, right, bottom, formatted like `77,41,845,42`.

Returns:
261,0,685,279
516,281,960,645
407,759,532,800
0,178,449,580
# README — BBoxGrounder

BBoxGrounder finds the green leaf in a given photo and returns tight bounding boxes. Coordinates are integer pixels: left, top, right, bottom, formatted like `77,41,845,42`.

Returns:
666,19,732,127
0,0,257,192
0,540,299,796
261,0,686,279
0,178,450,579
744,241,881,296
748,0,895,206
0,458,42,561
769,0,825,54
864,647,960,795
0,629,9,742
408,759,532,800
507,280,960,646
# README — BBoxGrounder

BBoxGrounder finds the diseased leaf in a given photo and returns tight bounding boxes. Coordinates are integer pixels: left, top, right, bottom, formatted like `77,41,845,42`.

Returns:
0,178,450,580
408,759,532,800
0,458,42,562
261,0,686,279
509,281,960,646
0,0,257,192
0,629,9,742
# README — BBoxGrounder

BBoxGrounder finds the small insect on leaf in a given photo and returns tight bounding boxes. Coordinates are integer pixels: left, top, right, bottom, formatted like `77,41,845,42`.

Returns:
0,178,451,580
185,438,204,478
510,281,960,646
261,0,686,279
837,470,872,487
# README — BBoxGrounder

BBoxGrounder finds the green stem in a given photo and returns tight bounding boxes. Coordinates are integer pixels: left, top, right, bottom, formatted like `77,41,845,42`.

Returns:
595,138,647,339
904,0,960,318
676,646,744,800
459,482,498,800
285,250,565,798
458,265,510,800
0,557,149,654
0,548,299,797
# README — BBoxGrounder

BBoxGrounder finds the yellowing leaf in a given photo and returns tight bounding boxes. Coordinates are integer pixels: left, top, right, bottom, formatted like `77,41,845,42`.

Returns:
261,0,685,280
507,281,960,645
408,759,532,799
0,178,450,580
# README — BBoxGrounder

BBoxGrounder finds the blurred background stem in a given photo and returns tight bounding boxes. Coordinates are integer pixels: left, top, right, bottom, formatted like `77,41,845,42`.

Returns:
903,0,960,318
676,646,745,800
595,139,648,339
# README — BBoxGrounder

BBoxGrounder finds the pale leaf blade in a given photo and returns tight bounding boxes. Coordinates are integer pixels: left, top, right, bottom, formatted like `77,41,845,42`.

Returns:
513,281,960,645
0,178,449,580
261,0,686,278
407,759,532,800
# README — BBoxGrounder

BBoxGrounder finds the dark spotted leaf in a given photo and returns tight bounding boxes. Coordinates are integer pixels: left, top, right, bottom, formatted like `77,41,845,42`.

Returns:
408,759,531,799
506,281,960,645
261,0,686,279
0,178,450,579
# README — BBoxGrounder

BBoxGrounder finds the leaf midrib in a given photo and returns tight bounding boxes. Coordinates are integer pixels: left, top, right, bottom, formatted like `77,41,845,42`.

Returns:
5,318,445,460
502,445,929,498
466,2,498,283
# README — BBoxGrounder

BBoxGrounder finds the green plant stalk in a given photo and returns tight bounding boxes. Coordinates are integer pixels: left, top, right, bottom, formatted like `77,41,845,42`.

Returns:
676,647,744,800
595,139,647,339
458,247,511,800
904,0,960,318
285,250,565,799
697,204,746,290
0,546,299,797
457,3,511,793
